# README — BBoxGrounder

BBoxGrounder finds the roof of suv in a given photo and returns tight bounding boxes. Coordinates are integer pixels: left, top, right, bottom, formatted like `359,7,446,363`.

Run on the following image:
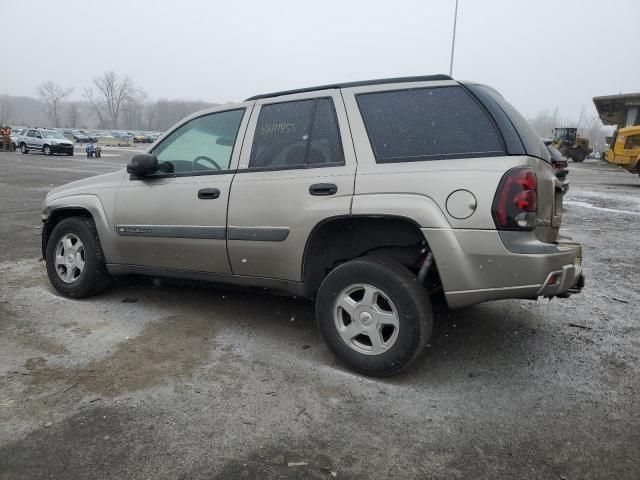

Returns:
245,74,453,101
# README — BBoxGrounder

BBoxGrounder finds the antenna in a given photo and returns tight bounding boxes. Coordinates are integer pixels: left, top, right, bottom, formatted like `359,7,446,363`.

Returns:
449,0,459,77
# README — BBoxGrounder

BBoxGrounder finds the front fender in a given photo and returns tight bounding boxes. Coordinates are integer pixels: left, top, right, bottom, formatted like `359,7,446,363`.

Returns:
42,194,122,263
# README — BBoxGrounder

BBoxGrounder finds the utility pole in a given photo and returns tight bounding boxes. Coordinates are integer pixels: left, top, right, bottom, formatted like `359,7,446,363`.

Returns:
449,0,459,77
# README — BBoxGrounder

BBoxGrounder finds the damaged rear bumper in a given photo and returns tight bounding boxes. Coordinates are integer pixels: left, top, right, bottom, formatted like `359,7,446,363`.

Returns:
423,228,585,309
537,241,585,298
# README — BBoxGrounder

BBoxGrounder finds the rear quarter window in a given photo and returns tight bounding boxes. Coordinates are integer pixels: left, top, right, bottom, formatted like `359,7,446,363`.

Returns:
356,86,505,163
465,83,550,162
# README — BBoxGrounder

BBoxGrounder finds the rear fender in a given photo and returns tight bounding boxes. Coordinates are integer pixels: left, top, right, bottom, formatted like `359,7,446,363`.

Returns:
350,193,450,228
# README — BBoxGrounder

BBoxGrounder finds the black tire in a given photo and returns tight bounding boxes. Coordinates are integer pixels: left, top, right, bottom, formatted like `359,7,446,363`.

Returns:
20,143,28,154
43,145,53,156
315,256,432,376
45,217,111,298
67,152,74,156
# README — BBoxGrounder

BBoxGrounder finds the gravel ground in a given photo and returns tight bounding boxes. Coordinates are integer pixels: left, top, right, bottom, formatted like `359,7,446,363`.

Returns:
0,149,638,479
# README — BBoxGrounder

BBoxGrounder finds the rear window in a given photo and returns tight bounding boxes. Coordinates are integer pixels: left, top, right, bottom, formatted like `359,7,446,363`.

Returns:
356,86,505,163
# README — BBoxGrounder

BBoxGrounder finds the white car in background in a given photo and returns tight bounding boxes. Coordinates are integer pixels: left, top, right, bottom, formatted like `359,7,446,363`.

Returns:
18,128,75,156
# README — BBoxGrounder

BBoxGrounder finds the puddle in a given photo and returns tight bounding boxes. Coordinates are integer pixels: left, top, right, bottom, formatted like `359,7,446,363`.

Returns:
24,314,216,396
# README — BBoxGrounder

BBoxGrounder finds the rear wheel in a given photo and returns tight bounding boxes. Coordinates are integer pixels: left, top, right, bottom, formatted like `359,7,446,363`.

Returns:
20,143,28,154
316,256,432,376
45,217,111,298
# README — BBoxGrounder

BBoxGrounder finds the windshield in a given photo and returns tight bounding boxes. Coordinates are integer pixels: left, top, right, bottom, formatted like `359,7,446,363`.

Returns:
43,131,66,139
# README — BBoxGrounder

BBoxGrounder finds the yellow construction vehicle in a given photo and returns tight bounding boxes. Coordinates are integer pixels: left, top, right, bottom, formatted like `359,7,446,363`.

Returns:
603,126,640,174
593,92,640,175
552,127,592,162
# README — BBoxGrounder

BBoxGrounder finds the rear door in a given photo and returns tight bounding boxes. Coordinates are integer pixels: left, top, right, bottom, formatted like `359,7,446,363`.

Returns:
113,105,252,273
227,90,356,281
26,130,40,149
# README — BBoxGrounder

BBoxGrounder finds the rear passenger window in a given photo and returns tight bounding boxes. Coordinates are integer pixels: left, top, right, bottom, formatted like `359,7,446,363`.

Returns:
356,87,505,163
249,98,344,169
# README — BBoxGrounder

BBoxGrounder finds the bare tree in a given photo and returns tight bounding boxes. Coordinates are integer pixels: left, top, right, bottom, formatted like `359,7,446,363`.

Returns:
37,81,74,127
122,90,148,130
578,115,609,154
84,71,137,129
67,102,80,128
83,87,107,128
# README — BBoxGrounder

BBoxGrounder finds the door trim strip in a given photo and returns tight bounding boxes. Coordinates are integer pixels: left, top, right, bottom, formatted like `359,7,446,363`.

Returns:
115,225,290,242
227,226,290,241
115,225,226,240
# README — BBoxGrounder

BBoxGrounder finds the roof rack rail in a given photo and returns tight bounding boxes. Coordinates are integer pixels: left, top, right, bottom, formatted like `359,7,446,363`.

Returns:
245,74,453,101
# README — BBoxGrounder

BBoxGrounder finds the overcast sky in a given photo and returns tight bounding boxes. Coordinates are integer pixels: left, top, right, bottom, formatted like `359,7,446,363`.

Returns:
3,0,638,120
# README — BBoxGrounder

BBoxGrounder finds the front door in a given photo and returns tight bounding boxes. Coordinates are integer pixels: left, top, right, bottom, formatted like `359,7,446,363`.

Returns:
227,91,356,281
113,106,252,273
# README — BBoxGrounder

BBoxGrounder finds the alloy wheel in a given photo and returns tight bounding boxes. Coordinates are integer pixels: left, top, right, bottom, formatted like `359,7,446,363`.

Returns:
333,283,400,355
54,233,86,283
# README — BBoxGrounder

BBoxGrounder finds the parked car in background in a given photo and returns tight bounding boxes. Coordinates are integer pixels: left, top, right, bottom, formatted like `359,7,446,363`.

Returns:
544,139,570,194
18,128,74,155
113,131,133,141
9,128,25,150
72,132,89,143
132,134,147,143
41,75,584,376
73,131,97,143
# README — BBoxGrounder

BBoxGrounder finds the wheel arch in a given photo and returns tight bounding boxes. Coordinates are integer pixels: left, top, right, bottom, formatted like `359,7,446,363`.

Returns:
42,207,94,258
301,215,442,298
41,196,119,263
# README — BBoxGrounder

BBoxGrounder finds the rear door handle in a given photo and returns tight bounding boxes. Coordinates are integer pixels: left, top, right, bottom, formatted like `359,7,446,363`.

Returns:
309,183,337,196
198,188,220,199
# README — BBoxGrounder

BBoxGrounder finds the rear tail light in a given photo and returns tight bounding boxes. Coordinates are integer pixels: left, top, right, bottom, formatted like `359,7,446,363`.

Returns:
492,167,537,230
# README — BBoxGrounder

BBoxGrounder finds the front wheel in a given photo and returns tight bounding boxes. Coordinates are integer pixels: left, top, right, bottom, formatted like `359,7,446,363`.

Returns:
43,145,53,156
20,143,28,154
45,217,111,298
316,256,432,376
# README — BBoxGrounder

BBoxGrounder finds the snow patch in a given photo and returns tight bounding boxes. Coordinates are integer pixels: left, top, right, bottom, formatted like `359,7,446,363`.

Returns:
564,200,640,216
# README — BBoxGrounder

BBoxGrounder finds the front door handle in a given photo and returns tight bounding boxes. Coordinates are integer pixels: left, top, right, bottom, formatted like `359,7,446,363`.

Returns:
309,183,337,196
198,188,220,199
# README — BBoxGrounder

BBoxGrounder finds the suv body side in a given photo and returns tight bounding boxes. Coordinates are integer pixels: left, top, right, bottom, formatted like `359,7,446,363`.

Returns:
41,78,582,309
20,129,44,150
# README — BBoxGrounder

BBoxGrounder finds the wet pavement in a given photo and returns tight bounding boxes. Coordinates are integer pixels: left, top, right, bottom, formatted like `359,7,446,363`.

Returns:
1,149,639,479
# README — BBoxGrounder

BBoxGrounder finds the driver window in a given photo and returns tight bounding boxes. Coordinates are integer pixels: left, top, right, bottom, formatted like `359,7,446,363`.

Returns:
151,108,245,175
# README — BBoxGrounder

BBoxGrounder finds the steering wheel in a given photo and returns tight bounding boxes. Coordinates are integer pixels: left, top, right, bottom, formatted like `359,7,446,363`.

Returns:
193,155,222,171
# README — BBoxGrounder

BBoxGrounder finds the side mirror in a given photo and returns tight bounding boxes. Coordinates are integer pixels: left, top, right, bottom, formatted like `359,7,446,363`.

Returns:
127,153,158,176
